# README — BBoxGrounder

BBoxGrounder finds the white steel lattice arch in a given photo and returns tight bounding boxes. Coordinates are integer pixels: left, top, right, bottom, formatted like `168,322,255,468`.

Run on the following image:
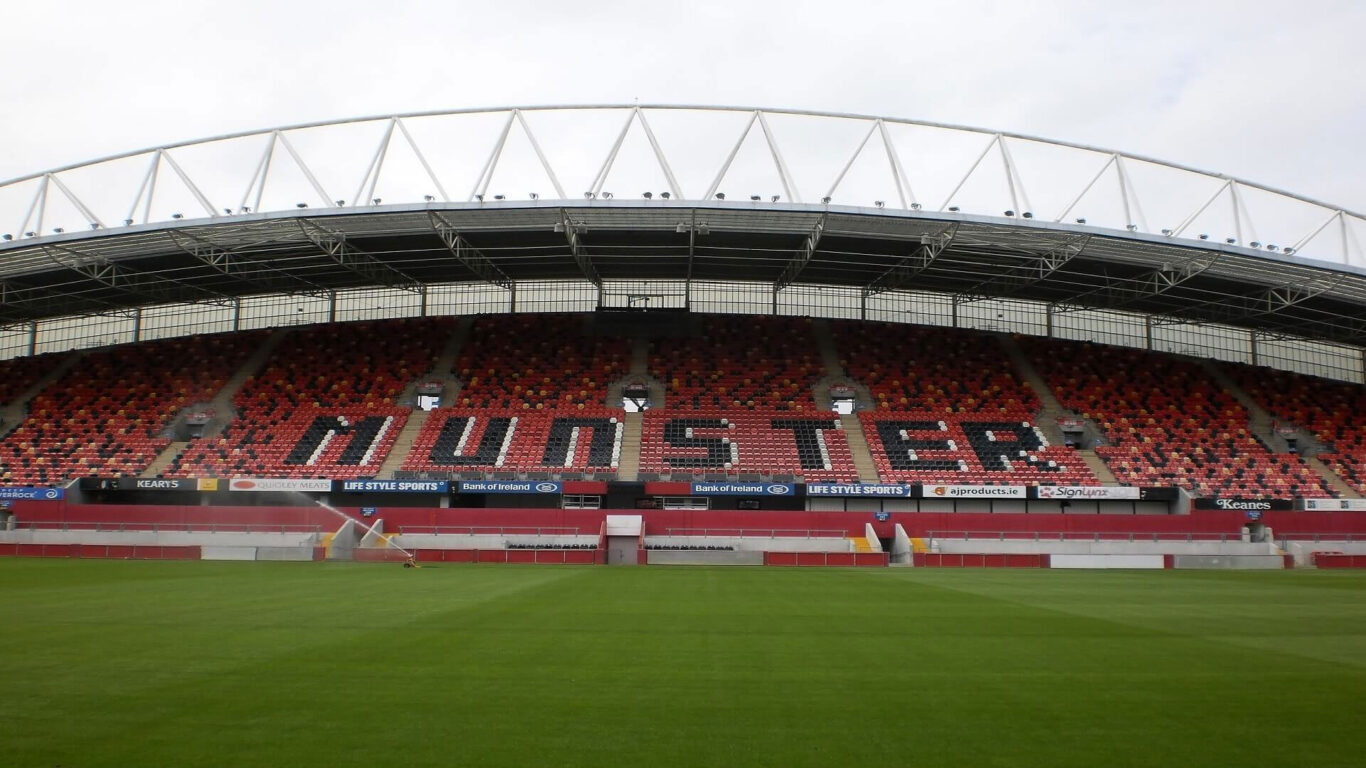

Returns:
1,105,1362,268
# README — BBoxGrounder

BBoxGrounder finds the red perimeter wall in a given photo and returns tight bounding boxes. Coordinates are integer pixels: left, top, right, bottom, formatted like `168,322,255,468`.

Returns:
10,501,1366,539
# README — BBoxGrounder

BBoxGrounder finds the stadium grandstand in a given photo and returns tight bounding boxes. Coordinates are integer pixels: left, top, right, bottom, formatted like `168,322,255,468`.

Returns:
0,105,1364,569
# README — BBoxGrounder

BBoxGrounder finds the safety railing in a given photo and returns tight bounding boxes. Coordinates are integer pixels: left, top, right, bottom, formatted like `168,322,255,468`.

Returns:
660,528,847,539
397,525,589,536
9,521,321,534
927,530,1243,543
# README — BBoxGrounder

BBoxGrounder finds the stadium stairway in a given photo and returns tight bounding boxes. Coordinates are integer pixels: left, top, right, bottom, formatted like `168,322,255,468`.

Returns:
140,441,188,478
611,336,651,481
377,319,471,479
0,351,84,440
1201,360,1284,449
839,413,881,484
437,317,473,405
1075,449,1120,486
203,329,290,437
813,318,881,483
377,410,429,479
617,412,643,480
1202,360,1357,496
998,334,1067,443
811,319,845,379
1002,334,1120,485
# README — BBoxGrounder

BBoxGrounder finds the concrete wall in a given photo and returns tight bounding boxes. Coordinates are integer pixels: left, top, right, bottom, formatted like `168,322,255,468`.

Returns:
644,535,851,553
393,534,598,550
0,529,317,548
932,538,1275,557
646,550,764,566
1050,554,1165,569
1171,554,1285,569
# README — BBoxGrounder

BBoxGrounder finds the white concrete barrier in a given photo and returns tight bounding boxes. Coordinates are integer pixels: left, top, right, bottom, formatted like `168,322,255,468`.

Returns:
646,550,764,566
1050,554,1165,569
1171,554,1284,569
201,546,258,561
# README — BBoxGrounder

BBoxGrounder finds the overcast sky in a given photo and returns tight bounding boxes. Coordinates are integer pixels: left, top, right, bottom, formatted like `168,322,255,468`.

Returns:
1,0,1362,212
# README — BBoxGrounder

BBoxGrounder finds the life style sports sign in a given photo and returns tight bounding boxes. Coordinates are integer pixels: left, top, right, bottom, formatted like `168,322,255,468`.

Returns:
337,480,449,494
805,483,913,497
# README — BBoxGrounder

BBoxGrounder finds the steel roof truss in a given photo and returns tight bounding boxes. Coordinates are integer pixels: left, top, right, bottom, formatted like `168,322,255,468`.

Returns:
429,212,513,289
165,229,333,299
955,234,1089,303
41,243,234,306
559,210,602,287
862,223,958,297
774,215,826,291
296,219,423,293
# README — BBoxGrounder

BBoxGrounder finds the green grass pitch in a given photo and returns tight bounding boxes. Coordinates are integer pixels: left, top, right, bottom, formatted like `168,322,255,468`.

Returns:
2,560,1365,767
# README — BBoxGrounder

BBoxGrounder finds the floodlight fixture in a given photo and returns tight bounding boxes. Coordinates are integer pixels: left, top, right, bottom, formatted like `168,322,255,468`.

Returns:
584,192,595,199
715,192,725,200
336,200,346,207
528,192,538,200
874,200,885,208
821,196,831,204
601,192,613,199
910,202,922,210
660,192,670,199
1226,237,1236,244
52,227,63,233
172,213,184,219
373,198,382,205
1,234,10,241
1021,211,1033,219
1250,241,1262,248
425,195,436,202
1126,224,1137,232
949,206,961,212
1004,210,1015,217
1199,234,1209,240
493,194,506,200
771,195,779,202
750,195,761,201
1074,217,1085,224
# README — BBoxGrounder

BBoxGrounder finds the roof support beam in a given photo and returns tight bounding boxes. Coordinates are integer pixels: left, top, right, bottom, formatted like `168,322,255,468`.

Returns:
774,214,826,291
558,209,601,287
955,233,1089,303
41,243,235,305
862,223,958,297
1052,250,1220,314
165,229,333,298
296,218,424,293
1152,274,1346,326
429,212,512,289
